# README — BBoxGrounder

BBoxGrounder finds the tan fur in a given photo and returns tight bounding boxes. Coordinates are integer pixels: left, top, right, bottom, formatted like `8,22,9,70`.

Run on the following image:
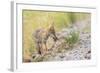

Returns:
33,24,58,55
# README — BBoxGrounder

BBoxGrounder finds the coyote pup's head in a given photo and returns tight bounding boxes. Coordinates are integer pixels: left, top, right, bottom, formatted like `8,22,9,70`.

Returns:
48,22,58,42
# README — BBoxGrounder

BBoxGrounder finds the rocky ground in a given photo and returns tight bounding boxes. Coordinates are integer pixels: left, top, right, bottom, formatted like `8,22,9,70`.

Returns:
47,32,91,61
31,19,91,62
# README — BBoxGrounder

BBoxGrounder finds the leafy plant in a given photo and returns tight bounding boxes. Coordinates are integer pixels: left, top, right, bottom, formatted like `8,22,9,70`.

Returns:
65,31,79,47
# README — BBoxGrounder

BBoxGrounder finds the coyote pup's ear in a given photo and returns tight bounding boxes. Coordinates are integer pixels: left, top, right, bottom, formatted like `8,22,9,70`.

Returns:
48,23,54,32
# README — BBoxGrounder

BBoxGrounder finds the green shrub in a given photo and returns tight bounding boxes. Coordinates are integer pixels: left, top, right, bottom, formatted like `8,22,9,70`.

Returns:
65,31,79,47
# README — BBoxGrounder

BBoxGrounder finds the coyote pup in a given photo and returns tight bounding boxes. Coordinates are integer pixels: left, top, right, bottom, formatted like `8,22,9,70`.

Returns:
33,23,58,55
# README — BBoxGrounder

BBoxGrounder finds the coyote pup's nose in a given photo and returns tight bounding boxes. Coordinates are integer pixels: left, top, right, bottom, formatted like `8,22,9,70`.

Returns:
54,36,58,42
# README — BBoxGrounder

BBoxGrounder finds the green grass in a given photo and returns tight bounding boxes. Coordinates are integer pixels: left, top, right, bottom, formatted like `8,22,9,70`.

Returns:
65,31,79,47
